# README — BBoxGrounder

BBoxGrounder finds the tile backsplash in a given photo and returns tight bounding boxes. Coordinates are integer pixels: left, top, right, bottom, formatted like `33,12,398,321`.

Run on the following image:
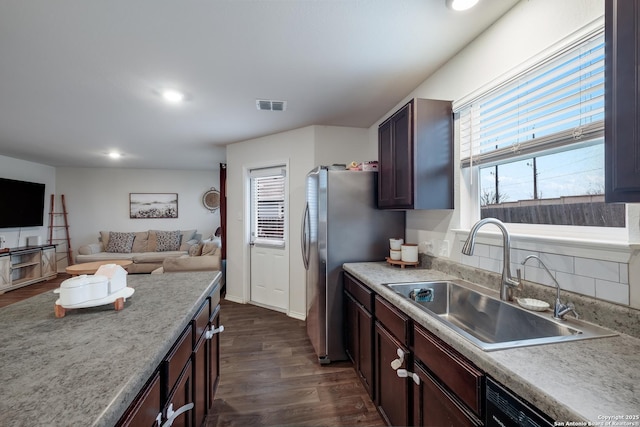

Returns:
459,242,630,305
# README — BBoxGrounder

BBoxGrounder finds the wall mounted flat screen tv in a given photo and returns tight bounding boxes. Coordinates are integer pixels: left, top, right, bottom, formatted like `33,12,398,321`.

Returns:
0,178,46,228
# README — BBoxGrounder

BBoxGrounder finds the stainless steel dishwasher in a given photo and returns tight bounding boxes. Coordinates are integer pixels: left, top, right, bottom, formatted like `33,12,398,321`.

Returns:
486,377,554,427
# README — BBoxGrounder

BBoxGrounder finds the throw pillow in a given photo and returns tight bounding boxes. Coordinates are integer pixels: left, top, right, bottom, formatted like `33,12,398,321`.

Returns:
131,231,149,253
106,232,135,253
188,242,204,257
201,242,218,256
156,230,181,252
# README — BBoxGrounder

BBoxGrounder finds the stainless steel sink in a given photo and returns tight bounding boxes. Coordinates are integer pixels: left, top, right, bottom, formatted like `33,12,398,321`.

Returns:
385,281,617,351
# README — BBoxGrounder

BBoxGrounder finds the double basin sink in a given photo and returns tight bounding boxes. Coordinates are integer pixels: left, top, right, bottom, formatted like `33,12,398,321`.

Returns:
385,281,616,351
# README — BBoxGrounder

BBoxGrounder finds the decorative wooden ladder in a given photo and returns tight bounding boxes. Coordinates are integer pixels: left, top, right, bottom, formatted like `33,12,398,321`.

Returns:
48,194,73,267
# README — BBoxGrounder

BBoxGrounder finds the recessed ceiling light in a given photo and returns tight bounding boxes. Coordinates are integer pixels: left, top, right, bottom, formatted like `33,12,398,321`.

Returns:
161,89,185,104
108,151,122,159
446,0,479,11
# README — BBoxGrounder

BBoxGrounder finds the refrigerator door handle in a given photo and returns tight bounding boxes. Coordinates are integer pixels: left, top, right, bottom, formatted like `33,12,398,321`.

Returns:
301,202,310,269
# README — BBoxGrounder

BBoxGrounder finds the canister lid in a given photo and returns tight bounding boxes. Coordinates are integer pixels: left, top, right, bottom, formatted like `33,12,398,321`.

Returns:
61,274,109,288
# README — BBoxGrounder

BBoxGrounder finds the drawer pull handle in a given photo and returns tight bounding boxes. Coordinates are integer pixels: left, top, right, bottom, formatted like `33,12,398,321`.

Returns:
162,402,194,427
390,348,404,370
205,325,225,340
397,368,420,385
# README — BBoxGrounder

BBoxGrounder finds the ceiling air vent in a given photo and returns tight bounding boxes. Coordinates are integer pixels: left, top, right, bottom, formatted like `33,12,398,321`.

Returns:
256,99,287,111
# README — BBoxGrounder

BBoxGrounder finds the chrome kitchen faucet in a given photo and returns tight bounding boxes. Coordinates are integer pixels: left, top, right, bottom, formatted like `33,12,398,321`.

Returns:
462,218,521,301
521,255,579,320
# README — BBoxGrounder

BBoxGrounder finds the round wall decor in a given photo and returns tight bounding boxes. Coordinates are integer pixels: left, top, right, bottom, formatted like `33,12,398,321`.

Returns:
202,188,220,212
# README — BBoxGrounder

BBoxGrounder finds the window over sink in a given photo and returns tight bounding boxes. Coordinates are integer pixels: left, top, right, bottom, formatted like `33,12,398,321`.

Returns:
456,27,625,231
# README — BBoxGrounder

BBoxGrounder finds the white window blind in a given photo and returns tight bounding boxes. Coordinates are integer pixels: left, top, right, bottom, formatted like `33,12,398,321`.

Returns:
459,30,604,168
250,167,286,245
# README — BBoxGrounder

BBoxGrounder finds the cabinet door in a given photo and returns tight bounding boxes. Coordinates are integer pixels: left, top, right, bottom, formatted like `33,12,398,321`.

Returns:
118,372,162,427
165,360,194,427
207,304,222,411
375,322,410,427
378,102,413,209
345,291,358,364
193,334,207,427
41,247,56,278
345,291,374,398
605,0,640,202
412,363,481,427
356,300,374,397
0,256,10,291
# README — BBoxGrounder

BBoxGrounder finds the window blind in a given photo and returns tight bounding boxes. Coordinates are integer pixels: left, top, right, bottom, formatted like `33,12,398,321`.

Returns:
459,30,604,168
250,167,286,244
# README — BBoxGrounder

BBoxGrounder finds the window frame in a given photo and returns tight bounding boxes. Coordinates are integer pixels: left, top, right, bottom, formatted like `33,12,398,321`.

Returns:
453,20,629,243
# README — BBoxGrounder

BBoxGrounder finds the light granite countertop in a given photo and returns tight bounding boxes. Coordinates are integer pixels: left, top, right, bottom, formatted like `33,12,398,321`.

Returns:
0,271,221,427
344,262,640,424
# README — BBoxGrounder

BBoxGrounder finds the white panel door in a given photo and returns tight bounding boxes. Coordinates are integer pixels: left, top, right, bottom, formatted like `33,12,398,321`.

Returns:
249,165,289,311
250,243,288,310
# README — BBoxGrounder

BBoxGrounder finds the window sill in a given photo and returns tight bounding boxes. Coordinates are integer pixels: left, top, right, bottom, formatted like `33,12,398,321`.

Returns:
452,228,634,263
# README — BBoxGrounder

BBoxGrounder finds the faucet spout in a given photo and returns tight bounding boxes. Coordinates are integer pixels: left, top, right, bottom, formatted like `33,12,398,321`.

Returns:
521,254,579,320
462,218,521,301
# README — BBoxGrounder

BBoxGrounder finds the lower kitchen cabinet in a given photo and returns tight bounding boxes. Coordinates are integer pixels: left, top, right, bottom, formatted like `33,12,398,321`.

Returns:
118,372,162,427
117,281,222,427
344,274,375,397
207,304,222,410
375,322,410,427
165,359,194,427
412,363,481,427
344,271,484,427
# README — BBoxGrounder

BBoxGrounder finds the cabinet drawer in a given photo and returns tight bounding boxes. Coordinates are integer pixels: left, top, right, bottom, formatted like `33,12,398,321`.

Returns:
375,296,409,345
345,274,373,312
414,325,483,415
194,299,210,342
165,325,193,395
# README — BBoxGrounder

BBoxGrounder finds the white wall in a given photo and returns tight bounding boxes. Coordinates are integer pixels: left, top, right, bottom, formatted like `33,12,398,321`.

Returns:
226,125,370,319
0,155,56,248
56,167,220,267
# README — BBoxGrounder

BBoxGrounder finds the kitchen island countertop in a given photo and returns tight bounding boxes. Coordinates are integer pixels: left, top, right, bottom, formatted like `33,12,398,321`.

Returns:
343,262,640,424
0,271,220,427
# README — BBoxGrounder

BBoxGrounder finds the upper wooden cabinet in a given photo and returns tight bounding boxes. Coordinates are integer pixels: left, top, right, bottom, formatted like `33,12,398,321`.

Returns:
605,0,640,202
378,98,453,210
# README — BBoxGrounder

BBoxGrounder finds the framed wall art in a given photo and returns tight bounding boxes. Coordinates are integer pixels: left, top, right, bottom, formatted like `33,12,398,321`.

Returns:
129,193,178,219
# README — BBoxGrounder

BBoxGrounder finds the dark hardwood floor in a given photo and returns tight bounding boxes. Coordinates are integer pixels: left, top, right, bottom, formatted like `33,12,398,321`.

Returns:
206,299,385,427
1,275,385,427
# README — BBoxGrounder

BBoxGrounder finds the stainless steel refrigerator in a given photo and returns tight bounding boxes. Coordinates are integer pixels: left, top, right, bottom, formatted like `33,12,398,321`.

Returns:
301,166,405,364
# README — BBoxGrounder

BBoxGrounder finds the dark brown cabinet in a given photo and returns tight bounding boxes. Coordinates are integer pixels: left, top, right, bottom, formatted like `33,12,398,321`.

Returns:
343,272,486,427
412,324,483,426
412,363,481,427
375,322,410,427
117,281,222,427
344,274,374,397
605,0,640,202
118,372,162,427
374,295,411,426
378,98,453,210
207,304,223,410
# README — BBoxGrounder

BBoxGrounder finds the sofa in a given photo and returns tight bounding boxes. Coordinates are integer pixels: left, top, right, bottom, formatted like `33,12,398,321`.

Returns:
76,229,211,274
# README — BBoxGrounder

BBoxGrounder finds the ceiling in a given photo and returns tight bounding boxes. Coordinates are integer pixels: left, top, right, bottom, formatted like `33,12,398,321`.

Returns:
0,0,519,171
